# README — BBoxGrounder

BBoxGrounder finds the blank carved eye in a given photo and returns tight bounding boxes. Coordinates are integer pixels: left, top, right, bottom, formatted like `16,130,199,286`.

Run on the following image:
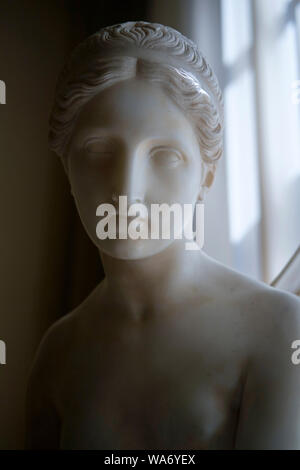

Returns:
149,146,183,168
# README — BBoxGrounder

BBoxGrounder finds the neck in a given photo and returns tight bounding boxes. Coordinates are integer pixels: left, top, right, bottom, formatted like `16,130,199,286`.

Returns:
98,238,202,322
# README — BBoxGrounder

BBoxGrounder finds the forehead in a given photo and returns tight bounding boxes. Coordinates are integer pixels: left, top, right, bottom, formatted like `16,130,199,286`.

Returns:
72,77,199,148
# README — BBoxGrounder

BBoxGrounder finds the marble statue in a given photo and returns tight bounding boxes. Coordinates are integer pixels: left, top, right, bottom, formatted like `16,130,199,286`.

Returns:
26,21,300,450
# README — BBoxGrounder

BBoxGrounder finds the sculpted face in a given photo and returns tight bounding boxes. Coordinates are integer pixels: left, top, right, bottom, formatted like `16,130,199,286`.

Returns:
66,77,203,260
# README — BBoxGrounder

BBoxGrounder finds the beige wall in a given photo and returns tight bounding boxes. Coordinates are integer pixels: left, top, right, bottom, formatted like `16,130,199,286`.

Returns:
0,0,74,449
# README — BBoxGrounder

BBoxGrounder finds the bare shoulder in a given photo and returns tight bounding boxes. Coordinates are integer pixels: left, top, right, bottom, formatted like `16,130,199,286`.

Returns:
26,310,79,409
233,269,300,343
25,282,105,449
202,254,300,349
25,310,81,448
28,282,104,387
246,285,300,355
220,269,300,449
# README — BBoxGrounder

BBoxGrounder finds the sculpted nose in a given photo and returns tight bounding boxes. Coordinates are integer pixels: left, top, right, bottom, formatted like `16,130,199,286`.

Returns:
112,151,145,204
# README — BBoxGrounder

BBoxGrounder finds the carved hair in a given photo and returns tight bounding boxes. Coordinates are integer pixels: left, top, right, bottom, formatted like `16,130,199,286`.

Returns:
49,21,224,166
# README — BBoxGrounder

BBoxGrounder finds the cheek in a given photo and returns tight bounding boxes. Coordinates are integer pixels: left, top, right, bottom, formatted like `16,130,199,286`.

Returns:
68,153,112,240
69,151,110,203
146,164,201,204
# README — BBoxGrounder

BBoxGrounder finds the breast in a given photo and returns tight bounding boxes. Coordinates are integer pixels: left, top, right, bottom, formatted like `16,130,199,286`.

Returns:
58,319,244,450
59,368,240,450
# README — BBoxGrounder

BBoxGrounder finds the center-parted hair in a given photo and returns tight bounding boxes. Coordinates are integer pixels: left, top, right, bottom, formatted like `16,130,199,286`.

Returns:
49,21,224,167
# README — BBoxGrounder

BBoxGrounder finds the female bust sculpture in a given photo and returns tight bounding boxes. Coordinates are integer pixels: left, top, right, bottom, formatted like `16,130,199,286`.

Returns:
26,21,300,450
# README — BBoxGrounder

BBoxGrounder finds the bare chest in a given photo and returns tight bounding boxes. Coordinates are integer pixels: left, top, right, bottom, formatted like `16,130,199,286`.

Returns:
59,332,243,449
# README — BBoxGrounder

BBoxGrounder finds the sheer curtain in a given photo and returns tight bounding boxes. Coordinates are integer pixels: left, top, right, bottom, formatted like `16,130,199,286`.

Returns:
150,0,300,285
221,0,300,284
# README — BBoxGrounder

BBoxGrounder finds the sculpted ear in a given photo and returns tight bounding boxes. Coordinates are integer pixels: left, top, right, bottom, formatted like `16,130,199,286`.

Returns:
203,168,215,189
201,163,216,189
198,163,217,202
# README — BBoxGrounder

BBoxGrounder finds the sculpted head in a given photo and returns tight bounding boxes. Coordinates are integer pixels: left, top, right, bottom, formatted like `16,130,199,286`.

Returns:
49,21,224,260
